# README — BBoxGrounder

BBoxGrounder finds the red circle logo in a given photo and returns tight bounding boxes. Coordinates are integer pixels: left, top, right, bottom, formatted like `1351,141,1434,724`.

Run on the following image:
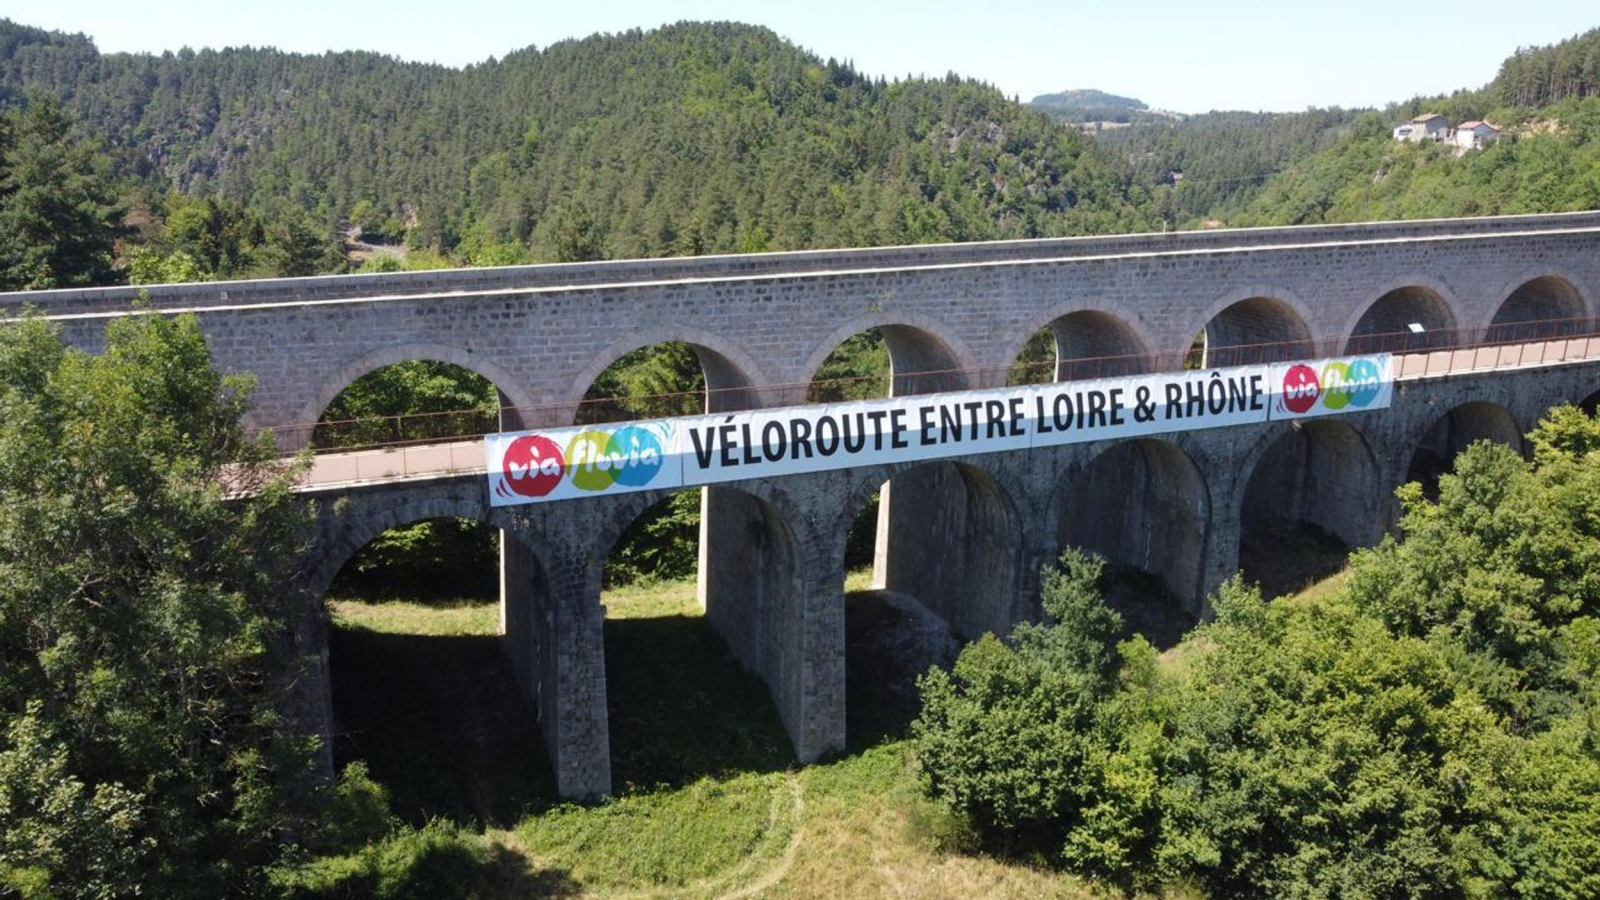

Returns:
501,435,565,498
1282,364,1321,414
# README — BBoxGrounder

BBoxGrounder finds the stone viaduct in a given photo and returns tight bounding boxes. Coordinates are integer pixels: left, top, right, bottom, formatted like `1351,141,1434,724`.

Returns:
9,211,1600,799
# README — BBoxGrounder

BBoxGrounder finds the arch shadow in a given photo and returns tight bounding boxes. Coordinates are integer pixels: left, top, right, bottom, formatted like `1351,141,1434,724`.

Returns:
1002,304,1158,383
801,312,981,397
1486,271,1593,342
849,457,1026,641
1184,288,1317,368
1057,439,1211,621
1342,280,1462,354
295,343,536,450
1406,400,1525,499
593,481,834,768
1239,420,1381,597
310,496,558,823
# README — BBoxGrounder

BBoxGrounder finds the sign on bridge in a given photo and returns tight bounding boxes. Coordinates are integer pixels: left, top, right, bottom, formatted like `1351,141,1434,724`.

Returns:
485,355,1393,506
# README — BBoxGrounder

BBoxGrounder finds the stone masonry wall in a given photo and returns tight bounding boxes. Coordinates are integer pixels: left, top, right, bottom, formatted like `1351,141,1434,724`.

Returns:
294,359,1600,798
11,214,1598,448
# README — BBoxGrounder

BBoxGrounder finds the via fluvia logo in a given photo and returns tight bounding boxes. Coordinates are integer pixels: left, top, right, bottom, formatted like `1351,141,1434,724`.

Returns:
498,434,565,499
566,425,666,492
1319,358,1383,410
1280,364,1321,414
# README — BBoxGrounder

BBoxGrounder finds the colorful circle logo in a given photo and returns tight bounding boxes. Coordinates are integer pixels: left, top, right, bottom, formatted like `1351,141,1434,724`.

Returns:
1319,358,1383,411
608,426,666,487
1281,364,1321,414
566,426,666,492
501,435,565,498
1320,361,1354,410
1344,358,1383,408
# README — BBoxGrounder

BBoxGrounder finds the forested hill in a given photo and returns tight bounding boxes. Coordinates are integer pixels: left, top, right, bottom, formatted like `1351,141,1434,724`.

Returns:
1492,26,1600,107
0,19,1152,263
1105,107,1366,223
1105,27,1600,228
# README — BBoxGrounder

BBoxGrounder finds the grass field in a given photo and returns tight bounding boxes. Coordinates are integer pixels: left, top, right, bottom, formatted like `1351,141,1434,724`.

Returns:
313,565,1341,898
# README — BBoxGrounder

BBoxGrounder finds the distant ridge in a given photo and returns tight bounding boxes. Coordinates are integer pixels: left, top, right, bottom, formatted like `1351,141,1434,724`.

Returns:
1027,89,1182,125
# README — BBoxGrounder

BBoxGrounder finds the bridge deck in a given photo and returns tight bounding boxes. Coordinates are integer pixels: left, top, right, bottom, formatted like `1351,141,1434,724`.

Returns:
289,335,1600,492
13,211,1600,318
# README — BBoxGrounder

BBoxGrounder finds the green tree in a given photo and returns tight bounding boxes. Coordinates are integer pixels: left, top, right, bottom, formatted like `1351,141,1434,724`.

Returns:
127,246,206,284
259,207,339,277
0,313,319,896
315,360,499,448
313,361,502,597
912,407,1600,897
1347,407,1600,726
538,204,606,263
0,96,123,289
911,550,1165,877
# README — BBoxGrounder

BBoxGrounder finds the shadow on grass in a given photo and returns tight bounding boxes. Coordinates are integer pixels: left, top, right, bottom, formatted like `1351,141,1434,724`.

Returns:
286,832,583,899
603,612,794,791
1096,563,1199,652
844,591,954,753
1239,520,1351,600
331,592,939,822
330,628,556,827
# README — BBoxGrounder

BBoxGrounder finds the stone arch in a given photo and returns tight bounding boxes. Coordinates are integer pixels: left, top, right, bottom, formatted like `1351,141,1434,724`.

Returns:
564,326,772,418
800,312,981,397
302,491,565,794
588,478,816,575
304,494,538,604
1487,271,1592,341
1342,278,1462,354
296,343,536,450
593,481,829,762
1406,400,1525,497
1003,305,1157,382
1186,287,1317,367
849,456,1026,640
1582,387,1600,416
1238,420,1382,596
1058,439,1211,606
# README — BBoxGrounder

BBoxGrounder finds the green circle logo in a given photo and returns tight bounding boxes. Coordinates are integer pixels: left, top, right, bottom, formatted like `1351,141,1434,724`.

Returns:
1320,361,1354,410
567,430,618,491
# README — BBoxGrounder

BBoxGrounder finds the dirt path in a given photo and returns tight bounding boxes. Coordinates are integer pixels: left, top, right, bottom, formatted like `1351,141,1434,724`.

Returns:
711,775,806,900
523,774,806,900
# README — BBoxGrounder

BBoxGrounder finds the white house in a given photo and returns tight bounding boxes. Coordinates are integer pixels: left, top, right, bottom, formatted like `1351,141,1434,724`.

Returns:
1455,121,1501,150
1399,113,1450,142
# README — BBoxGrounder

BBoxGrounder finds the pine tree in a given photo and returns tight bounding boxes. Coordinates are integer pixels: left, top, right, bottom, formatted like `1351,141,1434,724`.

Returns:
0,96,123,290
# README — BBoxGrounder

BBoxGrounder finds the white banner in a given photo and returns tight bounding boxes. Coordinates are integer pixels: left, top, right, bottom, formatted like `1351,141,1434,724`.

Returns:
485,354,1392,506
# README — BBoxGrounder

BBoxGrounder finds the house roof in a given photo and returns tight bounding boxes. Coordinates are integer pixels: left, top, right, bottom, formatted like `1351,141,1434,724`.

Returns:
1412,113,1446,123
1459,121,1499,132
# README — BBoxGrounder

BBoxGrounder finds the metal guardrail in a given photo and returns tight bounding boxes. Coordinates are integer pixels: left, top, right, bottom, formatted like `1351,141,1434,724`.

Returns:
288,329,1600,491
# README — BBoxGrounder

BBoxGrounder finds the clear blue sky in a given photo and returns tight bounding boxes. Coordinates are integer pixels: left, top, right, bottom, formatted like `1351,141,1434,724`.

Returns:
6,1,1597,112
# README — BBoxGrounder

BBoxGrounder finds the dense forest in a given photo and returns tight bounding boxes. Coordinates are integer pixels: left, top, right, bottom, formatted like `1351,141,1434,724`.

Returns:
4,20,1600,287
1112,27,1600,227
1493,26,1600,107
1104,106,1367,222
1025,88,1173,125
0,18,1156,277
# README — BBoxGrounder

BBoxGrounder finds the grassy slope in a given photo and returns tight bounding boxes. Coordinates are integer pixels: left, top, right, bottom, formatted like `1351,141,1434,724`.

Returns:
321,575,1146,898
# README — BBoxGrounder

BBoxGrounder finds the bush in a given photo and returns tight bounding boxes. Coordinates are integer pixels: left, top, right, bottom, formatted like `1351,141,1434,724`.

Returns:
913,407,1600,897
0,314,315,896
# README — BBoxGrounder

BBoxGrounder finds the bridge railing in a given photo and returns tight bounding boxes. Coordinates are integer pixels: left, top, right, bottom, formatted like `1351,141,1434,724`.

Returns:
273,314,1600,460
